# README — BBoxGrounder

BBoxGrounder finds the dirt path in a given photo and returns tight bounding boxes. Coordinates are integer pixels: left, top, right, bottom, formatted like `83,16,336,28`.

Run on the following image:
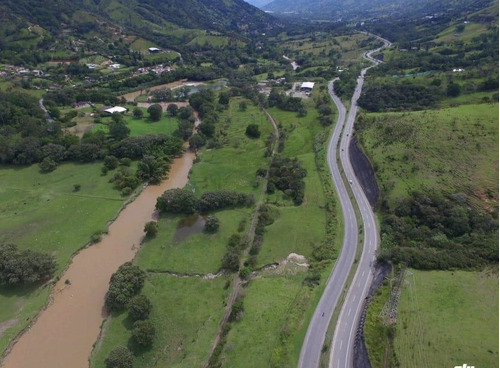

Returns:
120,80,204,102
203,106,279,367
1,151,195,368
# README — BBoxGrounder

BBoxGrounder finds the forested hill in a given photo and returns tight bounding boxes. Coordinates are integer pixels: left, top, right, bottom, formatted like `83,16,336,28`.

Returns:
264,0,493,21
76,0,275,33
0,0,276,46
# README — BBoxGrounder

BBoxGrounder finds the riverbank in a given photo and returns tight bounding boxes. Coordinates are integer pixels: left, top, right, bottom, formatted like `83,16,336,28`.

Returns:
1,151,195,368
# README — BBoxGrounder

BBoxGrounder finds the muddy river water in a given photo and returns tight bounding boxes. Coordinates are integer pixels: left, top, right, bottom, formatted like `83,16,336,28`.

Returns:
1,150,195,368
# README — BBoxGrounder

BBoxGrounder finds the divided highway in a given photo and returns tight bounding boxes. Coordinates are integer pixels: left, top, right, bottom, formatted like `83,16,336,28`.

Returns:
298,35,391,368
329,36,391,368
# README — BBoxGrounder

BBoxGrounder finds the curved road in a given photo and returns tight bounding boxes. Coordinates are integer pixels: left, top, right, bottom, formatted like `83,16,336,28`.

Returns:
329,36,391,368
298,35,390,368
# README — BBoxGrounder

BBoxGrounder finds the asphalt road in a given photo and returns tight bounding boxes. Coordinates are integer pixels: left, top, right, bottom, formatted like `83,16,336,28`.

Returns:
329,36,391,368
297,78,358,368
297,35,390,368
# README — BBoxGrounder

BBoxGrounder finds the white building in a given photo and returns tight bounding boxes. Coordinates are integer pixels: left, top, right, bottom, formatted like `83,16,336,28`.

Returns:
104,106,127,114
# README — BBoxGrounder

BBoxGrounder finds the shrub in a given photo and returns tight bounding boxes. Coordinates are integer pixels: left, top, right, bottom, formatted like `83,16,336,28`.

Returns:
147,104,162,121
105,346,133,368
144,221,158,237
39,157,58,173
204,215,220,233
245,124,260,138
133,107,144,119
128,294,152,321
104,155,119,170
73,184,81,192
132,320,156,347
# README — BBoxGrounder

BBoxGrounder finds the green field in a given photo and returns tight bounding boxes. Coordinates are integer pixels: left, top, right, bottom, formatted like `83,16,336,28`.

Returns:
189,98,273,194
135,209,252,274
90,274,230,368
358,103,499,207
220,275,305,367
257,105,328,266
0,162,130,354
395,269,498,367
91,109,179,137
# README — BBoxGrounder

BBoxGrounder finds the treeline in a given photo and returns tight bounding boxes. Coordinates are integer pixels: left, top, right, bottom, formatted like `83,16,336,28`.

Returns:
358,83,439,112
379,191,498,270
156,188,255,215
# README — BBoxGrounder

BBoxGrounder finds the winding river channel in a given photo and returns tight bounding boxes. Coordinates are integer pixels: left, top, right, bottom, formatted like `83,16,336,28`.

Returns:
2,151,195,368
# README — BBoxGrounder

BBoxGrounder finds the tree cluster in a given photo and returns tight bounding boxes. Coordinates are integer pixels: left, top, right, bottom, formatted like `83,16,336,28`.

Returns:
379,191,498,270
104,262,146,311
358,83,439,112
0,244,56,286
266,157,307,205
268,88,305,112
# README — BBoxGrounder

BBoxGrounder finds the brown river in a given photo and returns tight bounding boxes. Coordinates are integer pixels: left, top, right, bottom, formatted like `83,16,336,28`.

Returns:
1,150,195,368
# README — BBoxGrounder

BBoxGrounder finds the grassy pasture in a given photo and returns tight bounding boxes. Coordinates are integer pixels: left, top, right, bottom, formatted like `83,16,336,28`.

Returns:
395,269,498,368
358,103,499,208
90,274,230,368
189,98,273,194
135,208,252,274
220,275,305,367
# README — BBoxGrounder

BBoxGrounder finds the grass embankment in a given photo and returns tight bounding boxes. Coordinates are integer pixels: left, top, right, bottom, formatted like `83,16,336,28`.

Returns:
0,163,129,354
357,103,499,208
364,269,499,368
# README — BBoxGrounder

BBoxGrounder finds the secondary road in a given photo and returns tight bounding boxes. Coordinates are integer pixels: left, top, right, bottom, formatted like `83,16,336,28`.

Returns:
297,35,390,368
329,35,391,368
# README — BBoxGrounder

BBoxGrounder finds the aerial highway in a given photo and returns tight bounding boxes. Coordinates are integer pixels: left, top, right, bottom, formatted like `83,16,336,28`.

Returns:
329,36,391,368
298,35,390,368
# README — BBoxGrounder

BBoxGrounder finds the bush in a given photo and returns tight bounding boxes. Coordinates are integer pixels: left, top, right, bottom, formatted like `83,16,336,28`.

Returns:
156,188,199,214
128,294,152,321
0,244,56,286
204,215,220,233
119,158,132,167
73,184,81,192
38,157,57,173
104,155,119,170
39,157,58,173
105,346,134,368
147,104,163,121
245,124,260,138
105,262,146,311
143,221,158,237
199,191,254,212
133,107,144,119
132,320,156,347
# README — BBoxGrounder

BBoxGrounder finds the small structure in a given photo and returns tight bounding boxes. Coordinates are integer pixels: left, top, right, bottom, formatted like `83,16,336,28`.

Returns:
148,47,162,53
104,106,127,114
300,82,315,92
109,63,121,70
